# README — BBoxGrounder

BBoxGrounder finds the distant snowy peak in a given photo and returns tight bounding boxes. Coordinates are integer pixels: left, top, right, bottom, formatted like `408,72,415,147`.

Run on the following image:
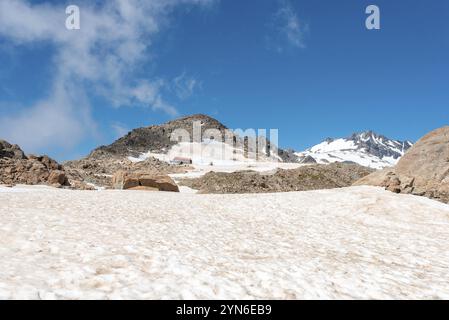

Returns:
296,131,413,169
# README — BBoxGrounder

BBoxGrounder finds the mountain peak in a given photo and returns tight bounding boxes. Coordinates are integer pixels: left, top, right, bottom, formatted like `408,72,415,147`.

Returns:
164,114,227,131
296,131,414,169
89,114,229,159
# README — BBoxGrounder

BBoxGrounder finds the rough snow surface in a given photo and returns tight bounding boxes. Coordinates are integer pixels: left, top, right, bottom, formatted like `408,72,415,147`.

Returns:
1,186,449,299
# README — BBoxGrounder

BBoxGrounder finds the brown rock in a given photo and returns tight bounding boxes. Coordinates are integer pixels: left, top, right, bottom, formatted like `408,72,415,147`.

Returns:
68,180,96,191
138,175,180,192
354,126,449,203
0,140,26,159
112,171,179,192
0,140,75,188
48,170,68,186
128,186,159,191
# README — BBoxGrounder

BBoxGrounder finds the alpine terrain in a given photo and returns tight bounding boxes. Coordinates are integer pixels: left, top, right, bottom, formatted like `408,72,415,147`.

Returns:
296,131,413,169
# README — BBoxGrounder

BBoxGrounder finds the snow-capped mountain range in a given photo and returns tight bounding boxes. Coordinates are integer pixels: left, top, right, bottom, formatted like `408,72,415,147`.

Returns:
87,114,412,170
295,131,413,169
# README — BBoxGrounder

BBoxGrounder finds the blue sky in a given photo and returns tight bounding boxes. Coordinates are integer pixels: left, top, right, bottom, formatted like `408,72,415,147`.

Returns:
0,0,448,161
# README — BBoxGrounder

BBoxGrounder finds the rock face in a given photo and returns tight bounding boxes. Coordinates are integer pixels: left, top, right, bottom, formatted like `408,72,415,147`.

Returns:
354,127,449,203
179,163,374,194
112,171,179,192
0,142,70,187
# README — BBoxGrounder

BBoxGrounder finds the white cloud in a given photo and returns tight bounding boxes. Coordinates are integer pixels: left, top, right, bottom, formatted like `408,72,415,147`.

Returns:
173,73,202,100
0,77,97,154
0,0,214,152
268,0,308,52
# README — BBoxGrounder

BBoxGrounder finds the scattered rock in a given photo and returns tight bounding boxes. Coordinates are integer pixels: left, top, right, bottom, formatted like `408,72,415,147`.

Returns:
0,139,77,189
65,156,188,189
179,163,374,194
68,180,96,191
0,155,69,187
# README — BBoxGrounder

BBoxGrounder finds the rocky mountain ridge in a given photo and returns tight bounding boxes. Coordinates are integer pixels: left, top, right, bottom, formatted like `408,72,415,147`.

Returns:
296,131,413,169
87,114,298,163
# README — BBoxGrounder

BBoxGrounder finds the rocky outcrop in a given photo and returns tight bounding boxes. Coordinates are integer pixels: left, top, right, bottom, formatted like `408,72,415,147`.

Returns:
0,140,97,189
0,140,26,160
0,151,70,187
65,156,188,188
354,127,449,203
112,171,179,192
178,163,374,194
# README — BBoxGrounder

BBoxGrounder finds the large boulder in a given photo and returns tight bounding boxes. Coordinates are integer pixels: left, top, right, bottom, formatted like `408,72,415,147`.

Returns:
112,171,179,192
354,127,449,203
48,170,69,186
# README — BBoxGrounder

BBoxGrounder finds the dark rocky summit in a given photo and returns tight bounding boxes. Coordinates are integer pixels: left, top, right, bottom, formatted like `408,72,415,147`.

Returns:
347,131,413,161
89,114,229,159
179,163,374,194
87,114,298,162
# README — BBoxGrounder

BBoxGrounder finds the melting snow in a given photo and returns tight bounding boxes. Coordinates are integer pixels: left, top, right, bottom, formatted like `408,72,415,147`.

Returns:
1,186,449,299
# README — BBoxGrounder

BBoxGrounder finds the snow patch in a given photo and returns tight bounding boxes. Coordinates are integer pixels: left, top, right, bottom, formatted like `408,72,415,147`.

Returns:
1,186,449,299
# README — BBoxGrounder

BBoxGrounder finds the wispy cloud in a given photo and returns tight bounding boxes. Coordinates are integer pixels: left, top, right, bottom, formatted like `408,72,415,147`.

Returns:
173,73,202,100
267,0,308,52
111,122,130,139
0,0,214,153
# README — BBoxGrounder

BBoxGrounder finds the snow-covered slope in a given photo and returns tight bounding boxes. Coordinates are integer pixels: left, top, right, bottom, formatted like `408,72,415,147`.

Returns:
128,140,302,182
296,131,413,169
1,185,449,299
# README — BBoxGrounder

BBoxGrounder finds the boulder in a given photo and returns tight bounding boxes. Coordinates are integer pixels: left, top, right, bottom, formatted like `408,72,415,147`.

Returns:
112,171,179,192
48,170,68,186
354,126,449,203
